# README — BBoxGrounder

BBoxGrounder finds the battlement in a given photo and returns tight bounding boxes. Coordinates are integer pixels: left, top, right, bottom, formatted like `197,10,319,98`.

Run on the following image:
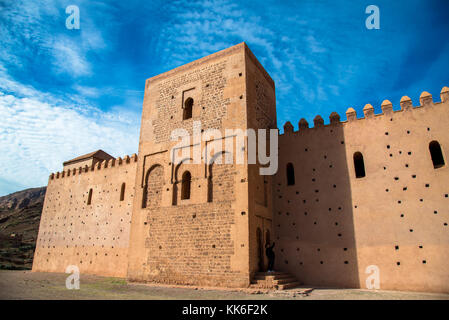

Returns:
34,41,449,293
49,153,138,180
282,86,449,135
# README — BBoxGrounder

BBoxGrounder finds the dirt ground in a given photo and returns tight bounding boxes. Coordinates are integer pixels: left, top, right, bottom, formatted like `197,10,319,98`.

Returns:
0,270,448,300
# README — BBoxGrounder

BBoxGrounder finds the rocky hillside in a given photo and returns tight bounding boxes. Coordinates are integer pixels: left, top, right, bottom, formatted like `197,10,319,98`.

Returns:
0,187,46,270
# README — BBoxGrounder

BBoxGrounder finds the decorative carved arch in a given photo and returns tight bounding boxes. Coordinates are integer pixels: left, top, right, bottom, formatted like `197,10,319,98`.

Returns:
172,158,193,205
183,97,193,120
207,151,233,203
142,164,163,209
257,227,263,272
265,229,271,246
181,171,191,200
207,151,232,177
173,157,193,183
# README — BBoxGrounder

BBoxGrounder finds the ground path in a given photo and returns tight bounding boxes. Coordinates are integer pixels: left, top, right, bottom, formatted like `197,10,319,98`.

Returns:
1,271,448,300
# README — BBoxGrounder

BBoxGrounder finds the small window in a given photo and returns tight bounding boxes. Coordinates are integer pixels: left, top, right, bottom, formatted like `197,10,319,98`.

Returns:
87,188,93,205
181,171,191,200
120,183,126,201
286,163,295,185
353,152,366,178
429,141,445,168
183,97,193,120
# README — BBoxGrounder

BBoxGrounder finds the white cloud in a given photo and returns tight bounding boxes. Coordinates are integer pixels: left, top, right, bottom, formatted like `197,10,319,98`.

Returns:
153,0,333,125
0,79,140,196
73,84,100,97
0,0,112,79
50,38,92,77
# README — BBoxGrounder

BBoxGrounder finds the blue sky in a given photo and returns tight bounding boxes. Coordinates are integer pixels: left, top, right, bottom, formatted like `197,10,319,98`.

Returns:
0,0,448,196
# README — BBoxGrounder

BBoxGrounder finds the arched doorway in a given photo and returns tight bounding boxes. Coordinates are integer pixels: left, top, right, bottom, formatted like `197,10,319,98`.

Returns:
265,229,271,247
257,227,263,272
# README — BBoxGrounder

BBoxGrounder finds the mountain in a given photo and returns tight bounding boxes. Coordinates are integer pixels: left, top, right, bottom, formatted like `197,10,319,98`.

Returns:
0,187,46,270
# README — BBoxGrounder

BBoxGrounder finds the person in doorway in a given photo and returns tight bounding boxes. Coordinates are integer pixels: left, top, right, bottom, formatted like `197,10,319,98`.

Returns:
265,241,275,272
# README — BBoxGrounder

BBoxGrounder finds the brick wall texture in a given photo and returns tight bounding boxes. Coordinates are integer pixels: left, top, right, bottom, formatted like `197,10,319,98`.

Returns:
33,43,449,293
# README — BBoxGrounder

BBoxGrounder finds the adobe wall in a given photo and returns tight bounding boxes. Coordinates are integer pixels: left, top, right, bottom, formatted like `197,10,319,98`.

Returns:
30,40,448,293
32,155,138,278
244,47,277,276
274,89,449,293
63,158,94,171
127,43,253,287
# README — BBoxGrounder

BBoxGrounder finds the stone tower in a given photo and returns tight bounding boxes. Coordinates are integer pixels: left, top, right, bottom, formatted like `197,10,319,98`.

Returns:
126,43,277,287
34,42,448,293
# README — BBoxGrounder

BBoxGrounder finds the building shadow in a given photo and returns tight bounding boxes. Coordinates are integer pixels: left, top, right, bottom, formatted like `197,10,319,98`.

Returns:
273,122,360,288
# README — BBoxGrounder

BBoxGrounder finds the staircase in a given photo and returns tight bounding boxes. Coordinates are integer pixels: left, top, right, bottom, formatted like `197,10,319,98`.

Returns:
250,271,302,290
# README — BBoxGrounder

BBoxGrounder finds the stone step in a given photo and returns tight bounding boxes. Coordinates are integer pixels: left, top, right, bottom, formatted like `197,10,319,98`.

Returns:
256,271,288,276
274,277,298,285
251,271,301,290
249,280,301,290
251,280,270,284
254,273,292,280
277,281,302,290
249,284,274,289
251,276,297,284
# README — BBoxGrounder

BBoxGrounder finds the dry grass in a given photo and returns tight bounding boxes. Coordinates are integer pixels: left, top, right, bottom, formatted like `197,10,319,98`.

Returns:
1,270,448,300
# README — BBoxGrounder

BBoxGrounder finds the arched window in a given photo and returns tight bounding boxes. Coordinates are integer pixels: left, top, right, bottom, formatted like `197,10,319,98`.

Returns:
181,171,191,200
120,183,125,201
429,141,445,168
286,163,295,185
353,152,366,178
87,188,93,205
183,97,193,120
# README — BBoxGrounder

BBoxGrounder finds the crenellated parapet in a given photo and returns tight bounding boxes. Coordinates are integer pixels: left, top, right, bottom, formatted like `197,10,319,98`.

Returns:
49,153,138,181
400,96,412,111
381,99,393,114
298,118,309,129
313,115,324,127
362,104,374,118
329,112,340,124
281,86,448,134
441,86,449,102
